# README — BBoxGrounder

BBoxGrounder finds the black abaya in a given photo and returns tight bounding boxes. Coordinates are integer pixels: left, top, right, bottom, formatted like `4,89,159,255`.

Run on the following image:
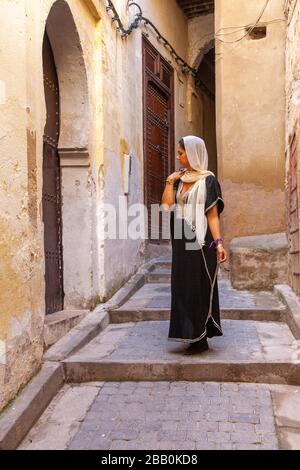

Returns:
168,175,225,343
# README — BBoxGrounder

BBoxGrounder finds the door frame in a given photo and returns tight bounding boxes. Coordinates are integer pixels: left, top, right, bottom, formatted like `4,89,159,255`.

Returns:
142,34,175,243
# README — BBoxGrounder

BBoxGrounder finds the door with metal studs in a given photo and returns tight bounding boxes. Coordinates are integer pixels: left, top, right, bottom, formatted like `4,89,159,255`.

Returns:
42,31,64,315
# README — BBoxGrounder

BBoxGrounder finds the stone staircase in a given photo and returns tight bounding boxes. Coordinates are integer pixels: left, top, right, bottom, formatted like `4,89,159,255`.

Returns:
3,257,300,450
62,259,299,386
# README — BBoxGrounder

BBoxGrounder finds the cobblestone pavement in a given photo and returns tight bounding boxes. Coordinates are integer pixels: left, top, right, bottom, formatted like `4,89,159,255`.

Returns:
19,381,286,451
16,264,300,451
67,381,279,450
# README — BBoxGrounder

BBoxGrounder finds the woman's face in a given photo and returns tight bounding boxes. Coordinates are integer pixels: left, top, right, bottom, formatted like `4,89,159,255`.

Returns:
177,144,192,169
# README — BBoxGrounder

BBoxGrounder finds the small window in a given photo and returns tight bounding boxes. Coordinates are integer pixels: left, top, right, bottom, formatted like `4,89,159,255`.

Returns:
246,26,267,40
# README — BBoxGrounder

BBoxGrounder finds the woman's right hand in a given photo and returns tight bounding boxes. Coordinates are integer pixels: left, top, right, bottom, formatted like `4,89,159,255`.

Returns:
167,170,184,182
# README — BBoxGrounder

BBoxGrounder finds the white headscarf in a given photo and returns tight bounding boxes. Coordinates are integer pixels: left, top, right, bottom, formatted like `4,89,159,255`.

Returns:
178,136,215,248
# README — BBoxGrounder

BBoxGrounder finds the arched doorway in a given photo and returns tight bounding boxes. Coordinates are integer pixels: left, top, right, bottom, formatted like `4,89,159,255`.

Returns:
42,0,91,312
195,45,217,176
42,31,64,315
177,0,217,174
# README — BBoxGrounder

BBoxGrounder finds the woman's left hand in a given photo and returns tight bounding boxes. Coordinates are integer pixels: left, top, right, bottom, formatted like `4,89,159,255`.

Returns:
217,245,227,263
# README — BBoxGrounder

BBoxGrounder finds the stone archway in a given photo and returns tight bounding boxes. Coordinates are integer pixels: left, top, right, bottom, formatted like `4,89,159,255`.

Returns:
43,0,93,310
194,42,217,177
185,8,217,175
193,38,215,72
46,0,89,155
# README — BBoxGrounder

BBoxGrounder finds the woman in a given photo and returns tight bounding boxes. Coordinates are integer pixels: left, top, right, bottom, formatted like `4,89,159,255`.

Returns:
161,136,227,354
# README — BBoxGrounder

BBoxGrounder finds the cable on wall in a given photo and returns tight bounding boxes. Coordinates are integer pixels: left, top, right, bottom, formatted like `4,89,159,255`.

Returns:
104,0,283,77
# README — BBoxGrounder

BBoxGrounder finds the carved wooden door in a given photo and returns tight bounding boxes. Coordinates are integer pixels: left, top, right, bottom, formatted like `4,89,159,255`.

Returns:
143,36,174,243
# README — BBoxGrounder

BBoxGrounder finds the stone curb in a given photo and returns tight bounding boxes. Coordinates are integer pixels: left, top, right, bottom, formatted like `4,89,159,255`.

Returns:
109,307,286,324
273,284,300,340
0,363,64,450
62,360,300,386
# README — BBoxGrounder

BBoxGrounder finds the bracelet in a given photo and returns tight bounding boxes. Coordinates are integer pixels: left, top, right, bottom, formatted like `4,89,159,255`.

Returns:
209,237,224,249
166,178,175,186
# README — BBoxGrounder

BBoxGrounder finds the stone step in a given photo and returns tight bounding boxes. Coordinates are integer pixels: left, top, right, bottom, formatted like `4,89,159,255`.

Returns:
150,262,172,270
109,307,286,324
109,280,287,324
63,320,300,385
146,271,171,283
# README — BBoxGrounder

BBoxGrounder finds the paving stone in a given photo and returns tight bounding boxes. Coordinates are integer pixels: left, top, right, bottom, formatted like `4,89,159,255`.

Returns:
195,441,216,450
233,423,256,433
219,422,234,432
157,430,187,441
206,411,230,422
146,297,171,308
255,422,276,434
207,431,231,443
230,431,262,444
215,443,234,450
186,430,208,442
109,430,139,441
229,413,260,424
233,443,263,450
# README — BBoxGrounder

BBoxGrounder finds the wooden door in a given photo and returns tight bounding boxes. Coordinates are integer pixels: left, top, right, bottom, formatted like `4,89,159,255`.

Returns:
42,31,64,315
143,36,174,243
288,133,300,294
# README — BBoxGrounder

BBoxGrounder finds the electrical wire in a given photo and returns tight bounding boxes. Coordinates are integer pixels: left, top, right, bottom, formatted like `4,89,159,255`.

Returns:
104,0,285,77
215,0,270,44
196,18,286,46
286,0,298,26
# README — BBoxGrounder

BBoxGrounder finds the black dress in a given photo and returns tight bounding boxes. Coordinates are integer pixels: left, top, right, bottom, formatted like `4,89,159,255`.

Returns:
168,175,225,344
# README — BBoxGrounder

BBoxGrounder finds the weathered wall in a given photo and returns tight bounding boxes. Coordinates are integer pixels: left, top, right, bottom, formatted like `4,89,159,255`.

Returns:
216,0,287,243
0,0,205,411
0,0,44,411
0,0,102,411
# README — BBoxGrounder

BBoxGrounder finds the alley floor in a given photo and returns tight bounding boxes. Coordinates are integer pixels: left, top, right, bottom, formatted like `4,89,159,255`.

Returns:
18,262,300,450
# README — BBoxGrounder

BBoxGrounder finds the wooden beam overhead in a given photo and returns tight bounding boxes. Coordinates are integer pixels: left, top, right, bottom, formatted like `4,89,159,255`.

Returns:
177,0,214,18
